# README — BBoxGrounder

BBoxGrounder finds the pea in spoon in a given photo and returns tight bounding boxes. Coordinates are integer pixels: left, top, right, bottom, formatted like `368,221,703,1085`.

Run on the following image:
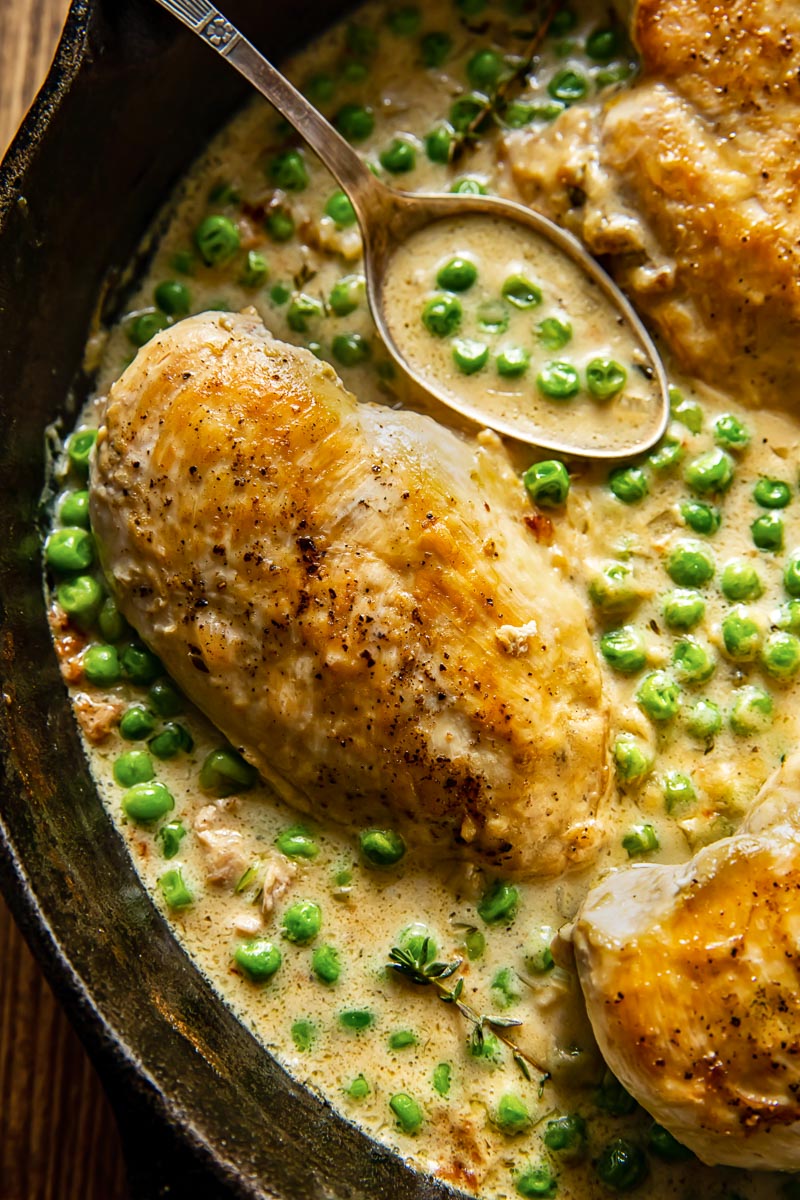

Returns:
153,0,670,459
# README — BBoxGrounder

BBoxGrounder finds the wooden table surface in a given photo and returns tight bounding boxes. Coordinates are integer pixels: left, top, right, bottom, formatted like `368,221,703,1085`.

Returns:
0,2,129,1196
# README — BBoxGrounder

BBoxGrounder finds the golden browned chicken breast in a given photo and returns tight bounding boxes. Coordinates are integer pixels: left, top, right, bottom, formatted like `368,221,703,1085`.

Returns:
90,311,608,876
507,0,800,402
573,753,800,1170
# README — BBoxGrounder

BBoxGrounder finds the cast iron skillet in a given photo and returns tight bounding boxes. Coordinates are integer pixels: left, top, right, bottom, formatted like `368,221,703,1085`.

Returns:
0,4,467,1197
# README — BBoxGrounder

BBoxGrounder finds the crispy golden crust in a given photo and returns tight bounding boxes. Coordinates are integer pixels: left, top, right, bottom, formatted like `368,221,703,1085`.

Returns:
90,312,608,876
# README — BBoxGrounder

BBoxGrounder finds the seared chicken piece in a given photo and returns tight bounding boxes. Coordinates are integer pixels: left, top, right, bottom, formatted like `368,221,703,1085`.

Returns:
574,753,800,1169
90,311,608,876
507,0,800,402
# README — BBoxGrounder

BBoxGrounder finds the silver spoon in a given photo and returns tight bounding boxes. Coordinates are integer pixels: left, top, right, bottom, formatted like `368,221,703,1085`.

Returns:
153,0,670,459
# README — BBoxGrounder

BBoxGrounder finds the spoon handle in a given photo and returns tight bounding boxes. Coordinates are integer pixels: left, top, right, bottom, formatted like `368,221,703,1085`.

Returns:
152,0,382,222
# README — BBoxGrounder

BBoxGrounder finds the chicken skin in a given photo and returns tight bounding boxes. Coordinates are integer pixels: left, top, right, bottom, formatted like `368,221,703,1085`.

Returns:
507,0,800,403
573,753,800,1169
89,311,608,876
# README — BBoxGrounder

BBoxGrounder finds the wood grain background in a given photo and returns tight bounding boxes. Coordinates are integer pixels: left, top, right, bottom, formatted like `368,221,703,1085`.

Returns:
1,1,129,1196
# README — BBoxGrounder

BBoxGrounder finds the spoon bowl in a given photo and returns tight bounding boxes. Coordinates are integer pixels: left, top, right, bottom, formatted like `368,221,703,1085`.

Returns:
154,0,670,459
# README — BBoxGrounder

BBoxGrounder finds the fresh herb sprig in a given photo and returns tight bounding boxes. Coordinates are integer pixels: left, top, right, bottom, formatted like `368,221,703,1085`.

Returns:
387,939,550,1090
450,0,559,163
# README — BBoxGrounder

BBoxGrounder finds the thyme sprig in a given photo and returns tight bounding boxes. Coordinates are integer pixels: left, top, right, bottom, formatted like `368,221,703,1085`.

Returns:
387,940,550,1090
450,0,559,164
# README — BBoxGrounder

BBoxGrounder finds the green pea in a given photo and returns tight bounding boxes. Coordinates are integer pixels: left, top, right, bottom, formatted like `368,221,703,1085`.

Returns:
595,1070,637,1115
400,923,437,963
464,927,485,960
199,747,257,796
587,358,626,399
477,879,518,925
586,26,622,60
122,780,174,824
240,251,269,288
446,87,486,129
148,722,193,760
537,361,579,400
96,597,128,642
270,283,290,305
194,214,240,265
65,431,97,485
46,527,94,573
523,459,570,508
589,563,640,614
126,309,167,347
332,332,371,366
287,293,323,333
420,30,453,67
662,588,705,630
266,209,295,242
159,868,193,910
388,1029,417,1049
672,637,715,684
171,248,196,275
494,1093,532,1135
282,900,322,944
292,1018,316,1051
636,671,680,722
432,1062,451,1096
450,176,488,195
761,631,800,680
496,347,530,378
83,643,121,686
424,124,455,164
714,412,750,452
753,477,790,509
662,771,696,814
345,1073,370,1098
525,925,555,973
669,388,703,434
720,558,763,601
276,823,319,859
548,67,588,103
305,72,335,103
59,489,90,528
466,49,508,90
476,299,509,332
339,1009,373,1031
470,1030,501,1062
148,677,183,717
549,6,577,34
666,539,715,587
502,101,541,128
154,280,190,316
544,1113,586,1159
234,938,281,982
775,599,800,633
268,149,308,191
120,642,162,685
609,466,648,504
491,966,522,1007
119,704,156,740
622,823,659,857
335,103,375,142
785,551,800,596
647,1123,693,1162
600,626,646,674
515,1165,557,1197
648,437,685,472
752,511,784,551
346,22,378,56
312,944,341,984
452,338,489,375
501,275,542,309
328,275,364,317
379,138,416,174
158,820,186,860
436,256,477,292
536,317,572,350
685,698,722,742
595,1138,648,1190
729,686,773,735
680,500,720,535
613,734,652,782
390,1093,423,1134
113,750,155,787
324,190,356,228
56,574,103,621
684,447,734,495
422,293,462,337
722,607,762,661
360,827,406,866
